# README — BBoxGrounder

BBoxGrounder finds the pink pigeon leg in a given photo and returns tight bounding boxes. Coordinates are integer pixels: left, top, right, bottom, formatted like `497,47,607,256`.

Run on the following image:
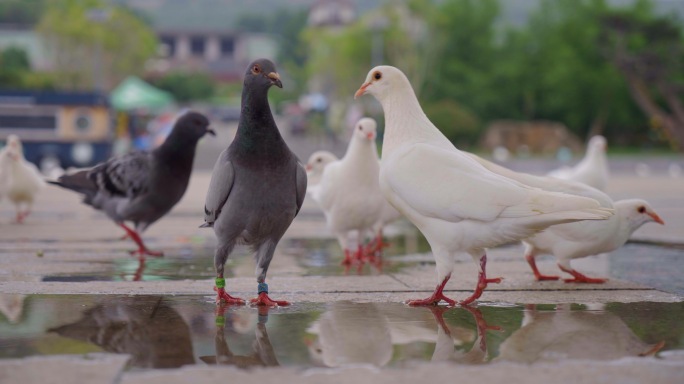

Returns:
407,273,456,306
525,253,560,281
118,223,164,257
459,254,503,306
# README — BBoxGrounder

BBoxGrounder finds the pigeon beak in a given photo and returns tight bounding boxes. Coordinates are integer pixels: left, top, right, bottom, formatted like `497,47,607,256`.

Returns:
354,82,370,99
305,164,312,171
366,132,375,140
267,72,282,88
648,212,665,225
207,128,216,137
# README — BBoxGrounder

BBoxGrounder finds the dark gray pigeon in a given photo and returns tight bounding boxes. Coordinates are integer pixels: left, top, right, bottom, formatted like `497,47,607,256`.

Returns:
202,59,307,307
50,111,214,257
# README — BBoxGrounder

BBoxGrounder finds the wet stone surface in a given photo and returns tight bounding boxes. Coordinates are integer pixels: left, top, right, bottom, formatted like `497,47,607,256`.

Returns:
0,295,681,370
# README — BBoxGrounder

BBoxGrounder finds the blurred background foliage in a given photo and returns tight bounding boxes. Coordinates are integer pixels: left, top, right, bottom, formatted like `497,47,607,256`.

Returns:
0,0,682,150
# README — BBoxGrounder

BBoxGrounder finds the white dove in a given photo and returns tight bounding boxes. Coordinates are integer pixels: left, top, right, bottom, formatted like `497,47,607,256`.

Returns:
0,135,45,223
355,66,613,306
305,150,338,203
548,135,609,191
315,117,386,265
523,198,664,283
465,154,665,283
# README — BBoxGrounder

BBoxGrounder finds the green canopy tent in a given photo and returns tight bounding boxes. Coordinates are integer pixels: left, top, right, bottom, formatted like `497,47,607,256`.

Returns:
109,76,174,111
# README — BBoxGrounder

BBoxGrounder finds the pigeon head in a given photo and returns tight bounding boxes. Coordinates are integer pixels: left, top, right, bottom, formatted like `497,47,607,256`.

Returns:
352,117,377,142
616,199,664,230
244,59,282,91
175,111,215,140
306,150,337,173
588,135,607,153
4,134,23,161
354,66,409,101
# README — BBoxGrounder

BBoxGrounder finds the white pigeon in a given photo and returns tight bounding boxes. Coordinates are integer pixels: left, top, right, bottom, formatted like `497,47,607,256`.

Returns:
315,117,386,265
355,66,613,306
522,198,664,283
548,135,609,191
496,304,664,363
468,154,665,282
304,150,339,202
0,135,45,223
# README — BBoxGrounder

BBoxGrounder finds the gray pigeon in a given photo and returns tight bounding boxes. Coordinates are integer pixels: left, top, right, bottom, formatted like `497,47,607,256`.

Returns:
50,111,214,257
202,59,307,307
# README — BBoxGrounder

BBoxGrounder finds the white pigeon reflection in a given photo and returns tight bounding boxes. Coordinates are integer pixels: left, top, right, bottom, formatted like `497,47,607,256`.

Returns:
305,301,482,368
496,304,664,363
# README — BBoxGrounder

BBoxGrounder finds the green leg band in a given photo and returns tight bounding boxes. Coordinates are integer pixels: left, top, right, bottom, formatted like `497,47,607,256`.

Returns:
215,277,225,288
215,315,225,327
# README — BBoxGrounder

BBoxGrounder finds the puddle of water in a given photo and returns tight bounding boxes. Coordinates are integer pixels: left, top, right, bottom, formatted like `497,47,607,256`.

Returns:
0,295,681,370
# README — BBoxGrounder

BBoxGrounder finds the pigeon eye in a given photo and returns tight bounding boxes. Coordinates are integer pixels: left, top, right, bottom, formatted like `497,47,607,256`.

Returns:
357,126,362,131
373,71,382,80
317,158,322,163
638,206,646,213
252,65,261,74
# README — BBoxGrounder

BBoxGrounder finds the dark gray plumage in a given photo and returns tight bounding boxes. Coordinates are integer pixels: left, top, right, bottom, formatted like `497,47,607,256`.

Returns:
50,111,214,256
48,296,195,369
203,59,307,307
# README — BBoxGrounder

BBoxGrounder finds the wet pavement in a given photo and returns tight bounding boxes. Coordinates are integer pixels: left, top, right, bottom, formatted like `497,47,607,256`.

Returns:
0,166,683,383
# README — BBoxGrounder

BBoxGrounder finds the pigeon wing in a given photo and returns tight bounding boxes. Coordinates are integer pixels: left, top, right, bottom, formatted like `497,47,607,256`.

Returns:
202,150,235,226
383,144,601,223
294,161,307,216
90,151,152,198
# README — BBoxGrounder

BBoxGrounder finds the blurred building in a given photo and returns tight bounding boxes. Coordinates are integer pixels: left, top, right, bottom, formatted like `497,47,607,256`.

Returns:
0,90,113,167
0,24,51,71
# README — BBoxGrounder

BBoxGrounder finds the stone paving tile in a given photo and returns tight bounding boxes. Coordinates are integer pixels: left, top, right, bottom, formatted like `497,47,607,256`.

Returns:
0,353,130,384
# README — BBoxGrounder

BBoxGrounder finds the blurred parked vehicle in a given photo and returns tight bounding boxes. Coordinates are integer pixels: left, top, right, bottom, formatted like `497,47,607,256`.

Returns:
0,90,113,169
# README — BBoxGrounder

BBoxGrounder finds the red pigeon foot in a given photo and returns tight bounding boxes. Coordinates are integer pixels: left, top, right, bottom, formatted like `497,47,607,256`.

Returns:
214,287,246,305
250,292,290,307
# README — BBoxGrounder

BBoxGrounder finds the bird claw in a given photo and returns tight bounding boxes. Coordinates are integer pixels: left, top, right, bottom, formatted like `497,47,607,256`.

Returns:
406,294,456,307
128,248,164,258
250,292,290,307
535,274,560,281
559,266,607,284
214,287,246,305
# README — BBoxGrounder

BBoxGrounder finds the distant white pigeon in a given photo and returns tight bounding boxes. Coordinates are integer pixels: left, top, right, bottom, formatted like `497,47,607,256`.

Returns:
315,117,386,266
355,66,613,306
465,152,663,282
523,198,663,283
0,135,45,223
305,150,338,201
548,135,609,191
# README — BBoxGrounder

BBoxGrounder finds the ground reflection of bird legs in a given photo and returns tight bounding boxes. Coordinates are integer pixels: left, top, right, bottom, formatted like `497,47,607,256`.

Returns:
430,306,502,364
119,257,147,281
203,304,280,368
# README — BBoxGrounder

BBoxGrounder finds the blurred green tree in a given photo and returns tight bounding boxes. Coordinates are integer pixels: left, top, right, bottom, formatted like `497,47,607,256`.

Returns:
0,46,56,90
1,46,30,71
599,1,684,150
36,0,157,91
152,72,215,103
